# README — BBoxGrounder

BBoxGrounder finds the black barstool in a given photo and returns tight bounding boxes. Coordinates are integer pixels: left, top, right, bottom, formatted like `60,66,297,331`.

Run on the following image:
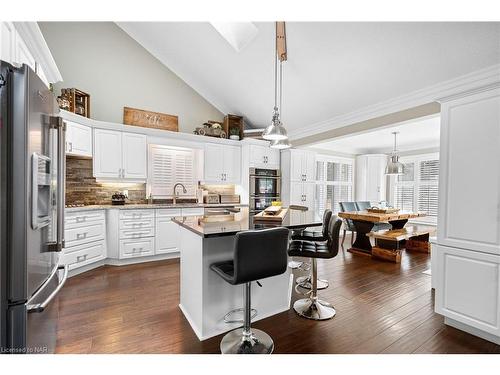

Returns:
210,227,290,354
288,215,342,320
291,210,332,290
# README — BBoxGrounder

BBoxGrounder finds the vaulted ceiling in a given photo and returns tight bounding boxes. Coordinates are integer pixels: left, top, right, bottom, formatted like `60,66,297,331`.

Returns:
118,22,500,139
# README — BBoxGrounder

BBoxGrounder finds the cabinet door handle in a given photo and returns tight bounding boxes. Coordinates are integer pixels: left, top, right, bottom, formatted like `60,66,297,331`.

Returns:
76,216,86,223
69,142,73,152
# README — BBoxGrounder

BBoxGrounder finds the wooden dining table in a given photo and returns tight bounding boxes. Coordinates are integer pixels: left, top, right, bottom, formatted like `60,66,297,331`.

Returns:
337,210,426,256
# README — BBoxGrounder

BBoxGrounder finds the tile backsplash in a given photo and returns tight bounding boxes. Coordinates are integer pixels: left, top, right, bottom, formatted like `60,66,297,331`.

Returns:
66,157,146,206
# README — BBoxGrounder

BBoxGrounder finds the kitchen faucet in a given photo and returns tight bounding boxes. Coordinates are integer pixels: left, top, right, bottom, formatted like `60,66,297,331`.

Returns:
173,183,187,204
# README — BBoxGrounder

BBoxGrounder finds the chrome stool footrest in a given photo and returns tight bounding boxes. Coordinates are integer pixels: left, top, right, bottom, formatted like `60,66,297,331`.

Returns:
223,307,258,324
296,275,329,290
288,260,303,269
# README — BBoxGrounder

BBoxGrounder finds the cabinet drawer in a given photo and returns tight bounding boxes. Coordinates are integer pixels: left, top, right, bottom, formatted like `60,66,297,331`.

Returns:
119,217,154,230
65,210,105,227
119,227,155,239
120,237,154,259
65,222,105,248
156,208,182,217
62,240,106,270
181,207,204,216
119,209,154,220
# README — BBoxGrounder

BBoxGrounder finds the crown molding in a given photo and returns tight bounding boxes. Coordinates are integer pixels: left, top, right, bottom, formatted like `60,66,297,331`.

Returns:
13,22,63,84
289,64,500,142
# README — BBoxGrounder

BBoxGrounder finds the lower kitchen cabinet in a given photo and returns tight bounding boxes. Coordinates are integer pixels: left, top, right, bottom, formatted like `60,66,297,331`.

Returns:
435,244,500,337
63,210,107,271
119,237,155,258
155,216,180,254
62,240,107,271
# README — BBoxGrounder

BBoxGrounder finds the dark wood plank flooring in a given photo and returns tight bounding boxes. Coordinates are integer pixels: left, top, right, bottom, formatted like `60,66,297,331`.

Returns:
54,239,500,354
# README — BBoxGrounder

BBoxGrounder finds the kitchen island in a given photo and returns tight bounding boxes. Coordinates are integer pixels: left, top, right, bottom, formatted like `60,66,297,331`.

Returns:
172,207,321,340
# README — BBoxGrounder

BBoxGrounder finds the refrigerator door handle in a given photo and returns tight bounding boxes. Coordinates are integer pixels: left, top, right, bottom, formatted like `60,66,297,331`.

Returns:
46,116,66,252
27,265,68,313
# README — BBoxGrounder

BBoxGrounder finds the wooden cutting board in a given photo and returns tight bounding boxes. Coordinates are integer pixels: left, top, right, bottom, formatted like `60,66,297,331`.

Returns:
253,208,288,222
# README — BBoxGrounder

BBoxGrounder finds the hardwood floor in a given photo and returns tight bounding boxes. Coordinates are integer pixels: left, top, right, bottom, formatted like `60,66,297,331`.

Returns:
54,240,500,354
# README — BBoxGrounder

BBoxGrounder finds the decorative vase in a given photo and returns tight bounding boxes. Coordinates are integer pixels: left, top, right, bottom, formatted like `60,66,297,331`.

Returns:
229,135,240,140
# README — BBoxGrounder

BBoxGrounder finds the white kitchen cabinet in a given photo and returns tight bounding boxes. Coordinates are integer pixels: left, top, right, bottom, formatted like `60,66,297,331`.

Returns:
66,121,92,157
356,154,387,202
435,244,500,338
281,149,317,208
438,88,500,255
63,210,107,271
284,149,316,182
290,182,315,208
249,144,280,169
118,209,155,259
122,132,147,179
93,129,122,179
156,216,180,254
0,22,16,64
204,143,241,184
93,129,147,181
434,86,500,345
1,22,62,87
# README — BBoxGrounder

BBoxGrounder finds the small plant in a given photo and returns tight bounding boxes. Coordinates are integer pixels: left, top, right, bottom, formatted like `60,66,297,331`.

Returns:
230,127,240,136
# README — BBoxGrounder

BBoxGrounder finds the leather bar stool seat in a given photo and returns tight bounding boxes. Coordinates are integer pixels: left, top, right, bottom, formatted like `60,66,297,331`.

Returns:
290,210,332,290
210,227,289,354
290,216,342,321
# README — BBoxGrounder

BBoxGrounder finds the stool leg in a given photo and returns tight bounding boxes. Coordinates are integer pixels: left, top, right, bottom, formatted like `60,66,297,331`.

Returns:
293,259,336,321
220,282,274,354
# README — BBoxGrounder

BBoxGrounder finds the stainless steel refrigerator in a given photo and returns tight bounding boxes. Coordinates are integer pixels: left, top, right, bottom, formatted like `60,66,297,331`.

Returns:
0,61,67,353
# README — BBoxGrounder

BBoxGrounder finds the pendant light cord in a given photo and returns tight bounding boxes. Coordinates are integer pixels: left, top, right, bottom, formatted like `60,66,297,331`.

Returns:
279,59,283,121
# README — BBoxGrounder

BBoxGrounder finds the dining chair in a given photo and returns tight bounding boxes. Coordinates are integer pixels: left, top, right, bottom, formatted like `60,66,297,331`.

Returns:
339,201,357,246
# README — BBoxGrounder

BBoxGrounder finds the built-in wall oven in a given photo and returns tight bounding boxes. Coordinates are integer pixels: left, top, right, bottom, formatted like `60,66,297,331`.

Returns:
249,168,281,215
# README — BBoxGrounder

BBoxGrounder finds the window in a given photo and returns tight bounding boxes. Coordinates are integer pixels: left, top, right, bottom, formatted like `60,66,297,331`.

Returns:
316,156,354,214
391,153,439,223
148,145,196,198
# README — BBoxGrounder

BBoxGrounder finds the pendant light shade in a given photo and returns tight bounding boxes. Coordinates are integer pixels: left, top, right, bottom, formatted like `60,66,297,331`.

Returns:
263,107,288,140
385,132,405,175
270,133,291,149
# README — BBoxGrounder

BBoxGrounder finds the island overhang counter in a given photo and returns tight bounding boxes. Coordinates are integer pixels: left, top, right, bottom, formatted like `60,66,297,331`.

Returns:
172,207,322,340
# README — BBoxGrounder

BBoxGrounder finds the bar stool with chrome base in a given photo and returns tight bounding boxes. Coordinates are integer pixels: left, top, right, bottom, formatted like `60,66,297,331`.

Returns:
291,209,332,290
288,215,342,320
210,227,289,354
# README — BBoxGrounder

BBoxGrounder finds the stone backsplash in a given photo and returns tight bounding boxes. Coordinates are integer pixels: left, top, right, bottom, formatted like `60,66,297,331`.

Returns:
66,157,146,206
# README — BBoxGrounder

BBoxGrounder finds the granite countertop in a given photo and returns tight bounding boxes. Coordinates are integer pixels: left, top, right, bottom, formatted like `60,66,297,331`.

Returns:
172,207,322,238
65,203,249,212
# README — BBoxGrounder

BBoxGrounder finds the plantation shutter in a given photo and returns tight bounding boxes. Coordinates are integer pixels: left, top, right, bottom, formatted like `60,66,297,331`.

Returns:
394,185,414,211
316,159,354,215
150,146,195,198
417,159,439,217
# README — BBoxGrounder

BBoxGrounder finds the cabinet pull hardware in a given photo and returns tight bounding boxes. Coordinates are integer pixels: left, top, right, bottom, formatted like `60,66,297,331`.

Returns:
69,142,73,152
76,216,86,223
76,232,88,240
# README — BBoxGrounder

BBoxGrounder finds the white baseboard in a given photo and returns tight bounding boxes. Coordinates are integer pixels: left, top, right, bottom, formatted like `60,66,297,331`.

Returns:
67,252,180,278
445,317,500,345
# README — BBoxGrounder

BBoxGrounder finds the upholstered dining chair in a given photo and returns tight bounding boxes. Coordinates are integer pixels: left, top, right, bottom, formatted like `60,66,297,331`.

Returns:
339,201,357,246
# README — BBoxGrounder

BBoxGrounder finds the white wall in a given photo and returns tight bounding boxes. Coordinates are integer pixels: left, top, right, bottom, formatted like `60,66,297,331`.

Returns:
38,22,224,133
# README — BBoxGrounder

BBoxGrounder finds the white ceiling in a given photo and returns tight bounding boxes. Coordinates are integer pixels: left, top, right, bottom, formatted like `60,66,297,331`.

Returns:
117,22,500,136
309,115,441,155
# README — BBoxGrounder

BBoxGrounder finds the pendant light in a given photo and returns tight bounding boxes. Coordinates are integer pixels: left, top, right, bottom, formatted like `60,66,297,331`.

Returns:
385,132,405,175
271,59,291,149
263,22,289,141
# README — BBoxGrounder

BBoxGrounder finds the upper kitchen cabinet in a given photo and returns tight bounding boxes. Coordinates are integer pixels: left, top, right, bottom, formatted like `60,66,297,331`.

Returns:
283,149,316,182
66,121,92,157
249,144,280,169
0,22,63,87
356,154,388,203
203,143,241,184
94,129,147,181
122,132,147,179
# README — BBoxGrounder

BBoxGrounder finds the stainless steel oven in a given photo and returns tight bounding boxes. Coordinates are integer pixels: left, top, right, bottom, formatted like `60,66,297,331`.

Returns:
249,168,281,214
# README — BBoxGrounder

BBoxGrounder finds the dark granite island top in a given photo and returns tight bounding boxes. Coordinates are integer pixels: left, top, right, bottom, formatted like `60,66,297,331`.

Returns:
172,206,322,238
